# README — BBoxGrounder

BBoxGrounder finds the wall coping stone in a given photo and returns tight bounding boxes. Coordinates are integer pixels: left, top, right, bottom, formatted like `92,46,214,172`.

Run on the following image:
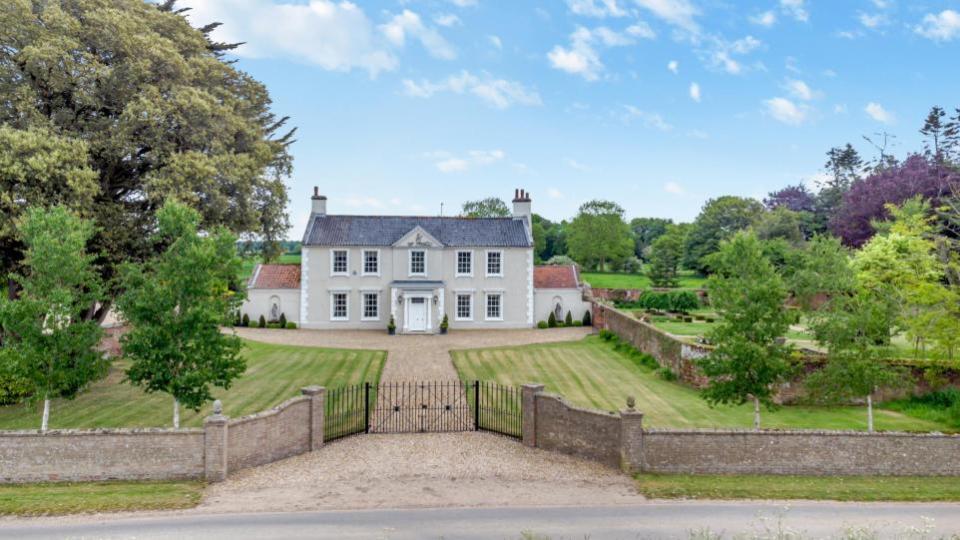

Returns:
643,427,957,437
537,392,620,417
226,395,310,428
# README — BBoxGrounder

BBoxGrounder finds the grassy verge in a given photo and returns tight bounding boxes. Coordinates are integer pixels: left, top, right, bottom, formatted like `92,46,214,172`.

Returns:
636,473,960,502
451,335,950,432
581,271,707,290
0,339,385,429
0,481,204,516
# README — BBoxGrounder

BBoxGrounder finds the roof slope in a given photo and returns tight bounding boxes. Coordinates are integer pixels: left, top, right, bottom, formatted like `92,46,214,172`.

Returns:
303,215,532,248
534,265,580,289
249,264,301,289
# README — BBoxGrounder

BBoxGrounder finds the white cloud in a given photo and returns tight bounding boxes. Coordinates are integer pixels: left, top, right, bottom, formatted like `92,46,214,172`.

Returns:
914,10,960,42
402,71,542,109
859,12,888,29
780,0,809,22
871,0,890,8
179,0,399,76
433,150,504,173
488,35,503,49
667,60,679,74
567,0,628,17
565,158,591,172
763,97,809,125
865,102,895,124
783,79,820,101
548,26,636,81
433,13,462,27
833,104,848,114
448,0,477,6
663,181,685,195
621,106,673,131
750,10,777,27
547,188,565,199
633,0,700,34
626,22,657,39
704,35,762,74
689,82,701,102
380,10,456,60
687,129,709,139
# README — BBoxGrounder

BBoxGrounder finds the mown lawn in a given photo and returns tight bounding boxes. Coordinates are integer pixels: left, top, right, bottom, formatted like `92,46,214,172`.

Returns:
0,340,385,430
635,473,960,501
451,336,949,432
0,481,205,516
581,271,707,290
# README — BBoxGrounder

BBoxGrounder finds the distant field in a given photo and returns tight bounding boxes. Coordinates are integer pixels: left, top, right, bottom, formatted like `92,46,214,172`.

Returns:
581,271,707,290
0,339,384,430
239,252,301,282
451,336,949,432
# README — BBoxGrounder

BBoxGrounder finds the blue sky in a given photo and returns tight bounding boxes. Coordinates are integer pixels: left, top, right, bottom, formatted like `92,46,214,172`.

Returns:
180,0,960,238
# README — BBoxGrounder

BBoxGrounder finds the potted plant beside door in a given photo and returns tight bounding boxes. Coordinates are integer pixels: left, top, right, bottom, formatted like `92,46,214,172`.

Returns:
387,315,396,335
439,314,449,335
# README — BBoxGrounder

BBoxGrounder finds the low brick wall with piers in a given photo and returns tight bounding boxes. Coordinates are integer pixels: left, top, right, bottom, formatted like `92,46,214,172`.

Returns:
0,386,326,484
521,386,960,476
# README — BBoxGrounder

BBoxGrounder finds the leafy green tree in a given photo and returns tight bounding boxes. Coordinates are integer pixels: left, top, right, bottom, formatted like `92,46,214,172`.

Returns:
699,231,793,430
544,220,569,259
461,197,510,218
806,290,904,432
816,144,863,233
629,217,673,260
532,220,547,263
0,207,105,430
754,207,806,245
647,224,687,288
0,127,99,298
0,0,293,317
117,202,246,428
567,200,634,271
786,235,855,311
684,196,764,274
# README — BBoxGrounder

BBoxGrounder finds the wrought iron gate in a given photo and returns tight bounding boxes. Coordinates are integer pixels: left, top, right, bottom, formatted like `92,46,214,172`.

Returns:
323,381,522,441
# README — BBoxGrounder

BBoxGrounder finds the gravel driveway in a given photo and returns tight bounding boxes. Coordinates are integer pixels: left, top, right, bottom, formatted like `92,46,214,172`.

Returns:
201,432,643,513
234,326,592,381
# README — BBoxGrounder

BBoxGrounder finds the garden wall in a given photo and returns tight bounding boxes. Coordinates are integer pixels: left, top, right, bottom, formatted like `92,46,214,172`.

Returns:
0,386,326,484
525,387,960,476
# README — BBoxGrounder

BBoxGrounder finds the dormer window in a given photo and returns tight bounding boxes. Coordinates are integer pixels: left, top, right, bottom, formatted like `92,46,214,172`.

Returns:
409,249,426,276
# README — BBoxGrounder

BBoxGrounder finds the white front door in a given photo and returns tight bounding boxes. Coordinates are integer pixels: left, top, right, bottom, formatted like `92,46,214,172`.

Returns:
408,297,428,332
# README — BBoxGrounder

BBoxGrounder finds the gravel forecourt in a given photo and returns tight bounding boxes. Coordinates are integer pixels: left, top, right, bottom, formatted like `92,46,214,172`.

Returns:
202,327,646,512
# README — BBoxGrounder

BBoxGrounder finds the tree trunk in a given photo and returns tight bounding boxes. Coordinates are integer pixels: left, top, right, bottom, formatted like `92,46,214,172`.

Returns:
753,396,761,431
866,394,874,433
41,395,50,432
173,398,180,429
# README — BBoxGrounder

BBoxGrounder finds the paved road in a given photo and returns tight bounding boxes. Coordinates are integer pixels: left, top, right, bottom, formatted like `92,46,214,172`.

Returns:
3,503,959,539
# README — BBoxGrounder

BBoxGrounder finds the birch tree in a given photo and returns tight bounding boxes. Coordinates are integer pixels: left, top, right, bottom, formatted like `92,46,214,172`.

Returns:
698,231,793,430
0,207,105,430
117,202,246,428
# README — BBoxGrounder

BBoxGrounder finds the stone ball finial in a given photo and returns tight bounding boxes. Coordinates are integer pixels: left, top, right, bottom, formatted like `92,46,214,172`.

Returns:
213,399,223,415
626,396,636,410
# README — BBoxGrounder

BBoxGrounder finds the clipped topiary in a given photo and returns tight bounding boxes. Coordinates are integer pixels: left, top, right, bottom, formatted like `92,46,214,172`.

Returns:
242,313,250,327
258,315,266,328
548,312,557,328
582,310,592,327
565,310,573,326
279,312,287,328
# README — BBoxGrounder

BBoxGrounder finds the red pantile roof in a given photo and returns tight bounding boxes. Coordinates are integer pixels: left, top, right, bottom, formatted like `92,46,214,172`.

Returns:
249,264,301,289
534,265,580,289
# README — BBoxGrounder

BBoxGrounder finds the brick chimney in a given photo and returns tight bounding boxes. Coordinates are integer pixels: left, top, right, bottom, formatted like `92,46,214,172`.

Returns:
512,188,532,224
311,186,327,215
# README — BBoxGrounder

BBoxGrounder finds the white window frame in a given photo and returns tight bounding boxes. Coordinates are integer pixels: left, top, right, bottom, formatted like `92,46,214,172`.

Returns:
361,291,380,321
485,250,504,277
362,249,380,276
330,291,349,321
455,293,473,321
330,249,349,277
484,291,504,321
408,249,427,277
456,250,473,277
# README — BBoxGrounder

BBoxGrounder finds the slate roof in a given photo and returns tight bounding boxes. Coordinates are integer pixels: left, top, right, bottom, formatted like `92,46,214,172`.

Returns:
249,264,301,289
534,265,580,289
303,215,532,248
